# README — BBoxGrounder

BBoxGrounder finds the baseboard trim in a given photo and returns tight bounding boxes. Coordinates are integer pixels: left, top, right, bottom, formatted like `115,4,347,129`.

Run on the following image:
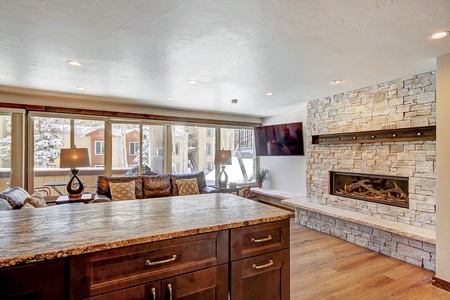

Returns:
432,276,450,292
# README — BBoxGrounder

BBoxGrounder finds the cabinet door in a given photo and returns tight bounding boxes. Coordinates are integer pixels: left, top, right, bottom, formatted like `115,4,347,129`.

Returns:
231,249,289,300
87,280,160,300
0,259,65,300
162,265,228,300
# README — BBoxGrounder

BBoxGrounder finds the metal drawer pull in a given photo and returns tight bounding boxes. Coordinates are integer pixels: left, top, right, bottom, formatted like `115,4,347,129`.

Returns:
145,254,177,266
151,287,156,300
251,235,272,243
168,283,173,300
253,260,274,269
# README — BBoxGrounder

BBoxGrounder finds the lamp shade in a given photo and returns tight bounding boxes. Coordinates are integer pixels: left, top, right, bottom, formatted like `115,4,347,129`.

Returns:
60,148,90,169
214,150,232,165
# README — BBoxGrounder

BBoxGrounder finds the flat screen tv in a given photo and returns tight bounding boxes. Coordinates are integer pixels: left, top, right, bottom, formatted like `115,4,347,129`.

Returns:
254,122,304,156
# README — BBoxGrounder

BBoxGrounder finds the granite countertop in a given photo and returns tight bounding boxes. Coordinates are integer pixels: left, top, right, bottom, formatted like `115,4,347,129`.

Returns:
0,193,293,268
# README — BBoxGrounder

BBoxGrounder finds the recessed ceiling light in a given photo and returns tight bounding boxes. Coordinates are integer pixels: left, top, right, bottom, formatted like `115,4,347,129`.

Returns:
168,97,174,101
76,87,86,91
330,79,342,85
231,99,238,107
67,60,82,67
266,92,274,96
188,80,197,84
429,31,449,40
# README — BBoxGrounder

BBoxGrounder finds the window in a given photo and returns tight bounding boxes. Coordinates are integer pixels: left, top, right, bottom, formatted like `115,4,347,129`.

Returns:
31,116,105,195
141,125,165,175
129,142,139,155
206,143,213,155
172,126,215,177
95,141,105,155
0,114,12,190
206,128,214,137
220,128,256,184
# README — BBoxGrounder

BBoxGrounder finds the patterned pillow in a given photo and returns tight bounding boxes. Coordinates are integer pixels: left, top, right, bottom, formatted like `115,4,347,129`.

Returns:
109,181,137,201
24,193,48,208
176,178,200,196
0,186,30,209
0,198,12,211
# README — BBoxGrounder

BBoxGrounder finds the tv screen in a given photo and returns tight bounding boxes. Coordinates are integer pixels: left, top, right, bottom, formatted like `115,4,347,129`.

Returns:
254,122,304,156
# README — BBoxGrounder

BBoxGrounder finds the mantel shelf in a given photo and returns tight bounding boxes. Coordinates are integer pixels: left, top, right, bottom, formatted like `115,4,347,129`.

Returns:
311,126,436,145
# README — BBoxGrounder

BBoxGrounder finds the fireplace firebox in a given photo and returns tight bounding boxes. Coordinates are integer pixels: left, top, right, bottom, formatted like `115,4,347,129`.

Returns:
329,171,409,208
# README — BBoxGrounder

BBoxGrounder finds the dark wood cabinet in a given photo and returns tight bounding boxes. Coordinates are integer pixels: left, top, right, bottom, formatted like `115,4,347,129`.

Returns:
0,259,66,300
0,220,290,300
230,220,290,300
70,231,229,299
231,249,290,300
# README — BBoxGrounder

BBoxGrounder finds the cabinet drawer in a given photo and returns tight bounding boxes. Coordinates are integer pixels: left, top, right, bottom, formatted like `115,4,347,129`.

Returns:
70,230,229,299
231,249,290,300
231,220,290,260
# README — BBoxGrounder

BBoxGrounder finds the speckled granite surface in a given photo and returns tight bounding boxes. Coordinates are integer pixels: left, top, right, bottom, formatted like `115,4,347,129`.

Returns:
0,193,293,268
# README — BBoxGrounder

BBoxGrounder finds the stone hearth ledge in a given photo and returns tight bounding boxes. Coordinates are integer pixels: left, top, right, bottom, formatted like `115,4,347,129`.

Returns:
0,193,294,269
282,197,436,244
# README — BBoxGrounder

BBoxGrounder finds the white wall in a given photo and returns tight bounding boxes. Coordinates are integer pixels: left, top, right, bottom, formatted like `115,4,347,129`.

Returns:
260,102,307,195
436,53,450,281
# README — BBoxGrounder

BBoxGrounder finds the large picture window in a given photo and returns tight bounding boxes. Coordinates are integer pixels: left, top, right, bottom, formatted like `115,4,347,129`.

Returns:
219,128,256,184
0,114,12,191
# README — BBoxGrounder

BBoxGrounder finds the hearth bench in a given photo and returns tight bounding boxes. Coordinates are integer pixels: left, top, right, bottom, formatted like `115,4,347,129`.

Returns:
0,193,293,299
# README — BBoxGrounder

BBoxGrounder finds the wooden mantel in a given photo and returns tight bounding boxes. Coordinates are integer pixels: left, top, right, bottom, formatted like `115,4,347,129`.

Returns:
311,126,436,145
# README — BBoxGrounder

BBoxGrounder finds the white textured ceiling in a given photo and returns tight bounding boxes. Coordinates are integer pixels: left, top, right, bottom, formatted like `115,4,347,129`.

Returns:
0,0,449,118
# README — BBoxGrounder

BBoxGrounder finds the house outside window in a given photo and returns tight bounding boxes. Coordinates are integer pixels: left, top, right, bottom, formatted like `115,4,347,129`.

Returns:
95,141,105,155
206,143,213,155
129,142,139,155
175,143,180,155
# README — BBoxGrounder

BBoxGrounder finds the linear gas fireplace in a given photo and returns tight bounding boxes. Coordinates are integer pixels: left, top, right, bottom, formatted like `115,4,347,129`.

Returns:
330,171,409,208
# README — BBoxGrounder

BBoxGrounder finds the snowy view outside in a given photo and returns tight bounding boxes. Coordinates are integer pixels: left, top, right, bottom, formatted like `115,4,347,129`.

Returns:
0,114,11,190
0,115,255,194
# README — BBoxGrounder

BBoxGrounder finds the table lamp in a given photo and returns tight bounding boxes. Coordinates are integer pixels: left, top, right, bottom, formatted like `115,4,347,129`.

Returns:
215,150,232,188
60,147,90,198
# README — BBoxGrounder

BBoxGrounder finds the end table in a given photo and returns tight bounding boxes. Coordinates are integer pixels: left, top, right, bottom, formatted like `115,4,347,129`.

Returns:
56,193,95,205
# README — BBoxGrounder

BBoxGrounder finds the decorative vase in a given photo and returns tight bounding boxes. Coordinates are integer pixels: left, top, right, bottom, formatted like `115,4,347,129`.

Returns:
257,182,262,188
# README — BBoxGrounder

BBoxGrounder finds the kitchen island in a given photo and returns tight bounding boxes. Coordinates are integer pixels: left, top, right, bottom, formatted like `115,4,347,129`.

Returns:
0,193,293,299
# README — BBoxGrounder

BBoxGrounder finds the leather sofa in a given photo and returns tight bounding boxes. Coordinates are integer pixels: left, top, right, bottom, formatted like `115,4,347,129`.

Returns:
94,171,219,202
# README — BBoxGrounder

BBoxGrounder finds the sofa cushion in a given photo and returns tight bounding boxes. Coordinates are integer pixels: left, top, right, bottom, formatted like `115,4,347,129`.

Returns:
142,175,172,198
109,181,137,201
0,198,12,211
96,176,143,199
176,178,200,196
21,202,35,209
0,186,30,209
170,172,206,196
24,193,48,208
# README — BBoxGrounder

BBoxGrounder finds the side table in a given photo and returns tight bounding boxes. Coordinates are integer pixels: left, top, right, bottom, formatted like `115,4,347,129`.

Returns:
213,186,243,195
56,194,95,205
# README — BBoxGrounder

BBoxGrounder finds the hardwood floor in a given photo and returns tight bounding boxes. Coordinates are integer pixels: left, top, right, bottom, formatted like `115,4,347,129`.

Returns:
290,221,450,300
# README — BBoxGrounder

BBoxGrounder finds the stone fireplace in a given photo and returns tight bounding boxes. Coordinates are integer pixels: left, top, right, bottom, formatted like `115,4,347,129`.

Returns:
306,71,436,230
329,171,409,208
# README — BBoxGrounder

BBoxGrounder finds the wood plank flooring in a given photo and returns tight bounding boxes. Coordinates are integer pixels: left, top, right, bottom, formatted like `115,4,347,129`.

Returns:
290,221,450,300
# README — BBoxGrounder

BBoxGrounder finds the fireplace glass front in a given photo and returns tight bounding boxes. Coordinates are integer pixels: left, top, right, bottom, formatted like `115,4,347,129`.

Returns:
330,171,409,208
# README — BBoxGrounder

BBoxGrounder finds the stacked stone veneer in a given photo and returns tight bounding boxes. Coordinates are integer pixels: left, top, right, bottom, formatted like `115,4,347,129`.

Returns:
297,210,436,271
306,71,436,230
297,71,436,270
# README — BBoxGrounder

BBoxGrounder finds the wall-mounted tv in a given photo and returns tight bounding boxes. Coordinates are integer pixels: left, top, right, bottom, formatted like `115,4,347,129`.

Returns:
254,122,304,156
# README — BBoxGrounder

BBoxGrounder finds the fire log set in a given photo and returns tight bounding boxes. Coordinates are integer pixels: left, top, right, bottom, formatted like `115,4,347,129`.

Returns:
336,178,408,205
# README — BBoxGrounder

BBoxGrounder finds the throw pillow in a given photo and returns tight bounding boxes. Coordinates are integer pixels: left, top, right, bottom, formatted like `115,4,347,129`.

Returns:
142,175,172,198
24,193,48,208
109,181,137,201
0,198,12,211
0,186,30,209
176,178,200,196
